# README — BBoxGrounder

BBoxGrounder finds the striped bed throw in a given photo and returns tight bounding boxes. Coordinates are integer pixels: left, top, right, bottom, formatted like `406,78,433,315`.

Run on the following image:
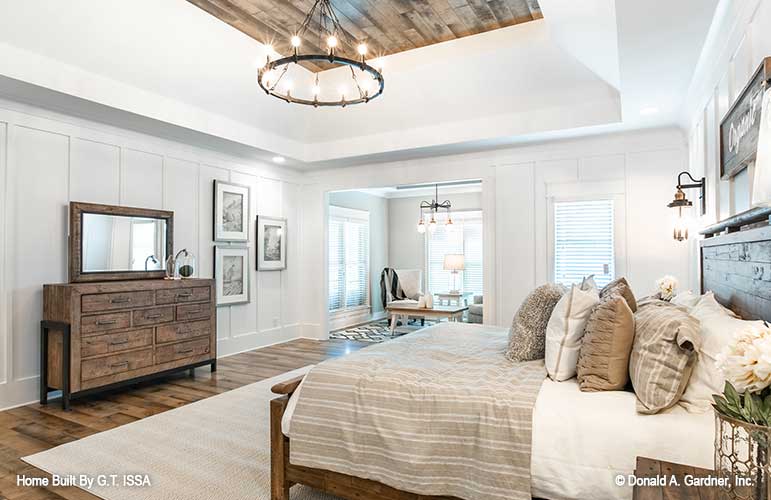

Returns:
288,322,546,500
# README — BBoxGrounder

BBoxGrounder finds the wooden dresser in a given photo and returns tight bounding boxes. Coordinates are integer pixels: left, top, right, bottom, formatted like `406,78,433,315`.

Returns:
42,278,216,409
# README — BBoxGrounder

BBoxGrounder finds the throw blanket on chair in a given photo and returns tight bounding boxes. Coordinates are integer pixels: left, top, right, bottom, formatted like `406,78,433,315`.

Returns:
380,267,407,308
287,323,546,500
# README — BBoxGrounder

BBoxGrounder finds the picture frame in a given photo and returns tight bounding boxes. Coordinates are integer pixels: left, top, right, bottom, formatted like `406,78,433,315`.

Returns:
256,216,287,271
214,245,250,306
213,180,250,242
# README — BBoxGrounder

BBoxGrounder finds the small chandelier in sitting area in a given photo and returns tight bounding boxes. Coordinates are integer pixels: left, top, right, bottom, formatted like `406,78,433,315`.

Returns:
257,0,385,108
417,184,453,234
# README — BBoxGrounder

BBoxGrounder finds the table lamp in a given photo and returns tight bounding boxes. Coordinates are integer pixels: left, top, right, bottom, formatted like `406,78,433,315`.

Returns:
443,254,465,294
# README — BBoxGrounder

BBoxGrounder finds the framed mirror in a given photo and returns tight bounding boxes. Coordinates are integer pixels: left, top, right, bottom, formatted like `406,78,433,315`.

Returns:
69,202,174,282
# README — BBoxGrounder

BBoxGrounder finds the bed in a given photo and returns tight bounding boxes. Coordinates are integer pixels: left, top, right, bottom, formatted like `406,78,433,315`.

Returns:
270,224,771,500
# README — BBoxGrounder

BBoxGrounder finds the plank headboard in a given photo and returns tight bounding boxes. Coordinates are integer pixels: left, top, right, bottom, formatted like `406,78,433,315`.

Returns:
701,225,771,322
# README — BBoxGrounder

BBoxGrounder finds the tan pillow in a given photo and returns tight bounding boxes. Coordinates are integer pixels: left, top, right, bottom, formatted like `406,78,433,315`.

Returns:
600,277,637,312
576,295,635,391
506,283,566,362
629,300,701,414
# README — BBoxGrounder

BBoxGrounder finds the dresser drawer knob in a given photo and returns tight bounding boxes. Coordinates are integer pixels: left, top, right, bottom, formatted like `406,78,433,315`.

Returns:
110,361,129,368
177,348,194,354
109,339,129,346
110,297,132,304
177,292,193,298
96,319,118,326
146,313,163,319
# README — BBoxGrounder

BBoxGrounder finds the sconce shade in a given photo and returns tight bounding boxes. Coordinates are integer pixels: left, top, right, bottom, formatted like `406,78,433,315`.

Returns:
443,254,465,271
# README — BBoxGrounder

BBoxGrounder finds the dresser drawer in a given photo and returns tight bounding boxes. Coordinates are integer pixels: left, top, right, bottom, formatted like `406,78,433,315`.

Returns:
82,312,131,334
156,287,210,305
132,306,174,326
81,329,153,357
81,348,154,381
155,337,211,364
176,303,211,321
81,291,154,313
156,320,212,344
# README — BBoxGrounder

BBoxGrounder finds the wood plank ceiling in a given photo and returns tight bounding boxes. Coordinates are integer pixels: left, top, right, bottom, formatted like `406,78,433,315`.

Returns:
187,0,543,72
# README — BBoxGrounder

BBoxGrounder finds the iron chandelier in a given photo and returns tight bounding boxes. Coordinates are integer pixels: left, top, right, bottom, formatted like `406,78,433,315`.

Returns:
257,0,385,108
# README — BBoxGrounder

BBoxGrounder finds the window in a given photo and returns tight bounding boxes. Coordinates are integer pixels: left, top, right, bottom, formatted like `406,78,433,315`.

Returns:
553,199,614,288
426,210,483,296
328,206,370,312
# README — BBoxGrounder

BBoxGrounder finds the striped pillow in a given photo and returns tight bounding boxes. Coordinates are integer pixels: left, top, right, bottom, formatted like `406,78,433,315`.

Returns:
630,299,701,414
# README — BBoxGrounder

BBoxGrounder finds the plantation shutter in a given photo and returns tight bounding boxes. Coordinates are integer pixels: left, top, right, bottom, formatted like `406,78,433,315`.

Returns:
553,199,614,288
426,211,483,296
328,206,370,312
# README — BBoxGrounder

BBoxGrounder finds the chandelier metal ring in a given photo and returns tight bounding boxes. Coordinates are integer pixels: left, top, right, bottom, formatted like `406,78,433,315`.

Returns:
257,54,384,107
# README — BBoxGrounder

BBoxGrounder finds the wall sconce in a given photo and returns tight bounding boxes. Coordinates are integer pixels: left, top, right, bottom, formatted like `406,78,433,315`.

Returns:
667,171,705,241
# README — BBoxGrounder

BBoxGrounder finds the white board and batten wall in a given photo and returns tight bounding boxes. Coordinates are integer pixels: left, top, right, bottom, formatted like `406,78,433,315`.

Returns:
302,127,691,339
0,98,305,410
685,0,771,291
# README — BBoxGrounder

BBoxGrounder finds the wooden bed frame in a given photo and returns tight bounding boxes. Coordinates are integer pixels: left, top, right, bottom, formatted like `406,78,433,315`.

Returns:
270,219,771,500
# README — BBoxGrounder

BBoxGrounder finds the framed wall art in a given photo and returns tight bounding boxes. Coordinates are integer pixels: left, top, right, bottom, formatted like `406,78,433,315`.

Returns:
213,180,250,242
256,216,286,271
214,245,250,306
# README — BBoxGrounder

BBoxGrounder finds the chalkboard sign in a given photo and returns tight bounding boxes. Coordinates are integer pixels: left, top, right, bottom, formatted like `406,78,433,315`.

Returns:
720,58,771,179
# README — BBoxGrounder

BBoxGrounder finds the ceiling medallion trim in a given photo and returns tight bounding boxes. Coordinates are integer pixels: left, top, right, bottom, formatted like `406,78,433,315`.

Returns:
256,0,385,108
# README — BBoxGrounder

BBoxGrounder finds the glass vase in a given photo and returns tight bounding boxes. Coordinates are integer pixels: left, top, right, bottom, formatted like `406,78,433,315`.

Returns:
174,249,196,279
715,410,771,499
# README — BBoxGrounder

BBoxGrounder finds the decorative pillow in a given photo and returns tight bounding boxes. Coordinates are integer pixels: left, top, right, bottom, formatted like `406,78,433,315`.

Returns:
545,284,600,381
506,283,567,362
629,300,701,414
679,314,764,412
671,290,702,309
600,277,637,312
576,294,635,391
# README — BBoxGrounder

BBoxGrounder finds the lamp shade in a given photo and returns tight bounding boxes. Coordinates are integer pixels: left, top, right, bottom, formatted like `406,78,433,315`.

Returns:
443,254,465,271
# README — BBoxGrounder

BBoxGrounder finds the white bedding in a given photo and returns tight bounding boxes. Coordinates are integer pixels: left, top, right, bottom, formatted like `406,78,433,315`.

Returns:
282,358,714,500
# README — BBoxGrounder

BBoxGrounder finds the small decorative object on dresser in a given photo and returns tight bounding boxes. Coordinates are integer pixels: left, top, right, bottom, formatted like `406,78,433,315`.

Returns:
214,245,250,305
41,278,216,410
256,216,286,270
174,248,197,278
213,180,250,242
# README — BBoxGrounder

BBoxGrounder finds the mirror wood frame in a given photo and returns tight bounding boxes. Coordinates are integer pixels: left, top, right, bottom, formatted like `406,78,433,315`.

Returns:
69,202,174,283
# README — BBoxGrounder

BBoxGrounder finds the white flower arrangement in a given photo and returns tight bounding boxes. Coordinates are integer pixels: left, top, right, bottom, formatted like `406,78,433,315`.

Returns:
655,275,678,301
714,323,771,425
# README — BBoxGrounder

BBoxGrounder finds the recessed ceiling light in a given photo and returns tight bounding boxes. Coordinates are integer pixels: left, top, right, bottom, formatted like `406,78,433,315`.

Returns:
640,106,660,116
272,156,286,164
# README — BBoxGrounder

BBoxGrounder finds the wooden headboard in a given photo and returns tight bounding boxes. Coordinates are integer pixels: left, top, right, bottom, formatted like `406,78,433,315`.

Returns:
701,225,771,322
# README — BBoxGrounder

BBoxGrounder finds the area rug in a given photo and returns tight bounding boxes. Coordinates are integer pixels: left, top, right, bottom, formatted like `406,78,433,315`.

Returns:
329,318,437,342
23,366,339,500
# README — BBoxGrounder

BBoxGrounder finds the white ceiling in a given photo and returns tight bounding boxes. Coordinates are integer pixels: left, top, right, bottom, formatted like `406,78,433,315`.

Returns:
0,0,721,169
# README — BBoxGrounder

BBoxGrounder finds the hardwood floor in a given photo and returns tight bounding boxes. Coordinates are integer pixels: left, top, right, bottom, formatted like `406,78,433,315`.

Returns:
0,338,366,500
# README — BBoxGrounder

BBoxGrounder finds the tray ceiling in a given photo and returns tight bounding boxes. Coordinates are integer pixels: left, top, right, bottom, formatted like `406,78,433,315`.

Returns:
187,0,542,71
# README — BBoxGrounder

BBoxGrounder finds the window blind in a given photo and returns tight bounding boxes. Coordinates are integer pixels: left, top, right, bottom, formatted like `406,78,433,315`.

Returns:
426,211,483,296
553,199,614,288
328,206,370,312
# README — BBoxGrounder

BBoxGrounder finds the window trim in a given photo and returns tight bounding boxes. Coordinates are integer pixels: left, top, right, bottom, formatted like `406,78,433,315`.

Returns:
547,194,626,287
424,208,483,296
328,205,371,316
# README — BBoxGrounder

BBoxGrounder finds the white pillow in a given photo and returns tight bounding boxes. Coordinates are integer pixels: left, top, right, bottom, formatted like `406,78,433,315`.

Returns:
679,314,763,412
671,291,702,309
545,284,600,381
690,291,738,321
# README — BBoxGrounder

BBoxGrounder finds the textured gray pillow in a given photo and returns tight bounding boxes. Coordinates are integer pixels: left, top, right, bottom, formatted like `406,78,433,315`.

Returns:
506,283,566,362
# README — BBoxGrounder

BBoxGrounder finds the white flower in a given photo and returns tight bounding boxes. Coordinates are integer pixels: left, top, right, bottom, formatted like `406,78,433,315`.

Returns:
656,275,678,301
717,324,771,393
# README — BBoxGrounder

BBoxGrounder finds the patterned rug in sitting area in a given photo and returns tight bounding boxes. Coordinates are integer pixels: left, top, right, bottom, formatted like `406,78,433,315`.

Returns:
330,318,437,343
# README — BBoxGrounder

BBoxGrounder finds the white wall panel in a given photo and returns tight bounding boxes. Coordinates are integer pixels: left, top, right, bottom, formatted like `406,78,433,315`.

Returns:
256,178,283,333
0,122,7,385
229,171,259,337
70,138,120,204
122,149,163,208
164,157,199,272
281,182,301,328
11,127,69,380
